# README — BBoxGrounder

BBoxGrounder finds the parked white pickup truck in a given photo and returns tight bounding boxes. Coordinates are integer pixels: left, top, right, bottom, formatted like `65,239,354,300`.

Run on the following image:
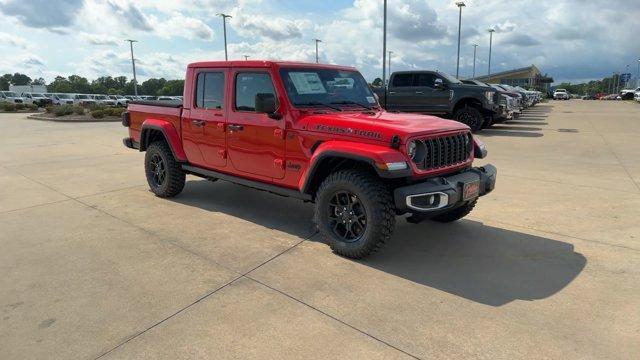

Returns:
0,91,25,103
553,89,570,100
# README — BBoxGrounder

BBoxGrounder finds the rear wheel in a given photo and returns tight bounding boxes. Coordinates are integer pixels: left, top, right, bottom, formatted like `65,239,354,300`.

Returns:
454,106,484,132
145,140,185,198
314,169,395,259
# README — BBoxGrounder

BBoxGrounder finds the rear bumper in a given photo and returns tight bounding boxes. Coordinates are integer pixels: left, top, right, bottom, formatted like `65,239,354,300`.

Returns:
123,137,139,150
394,164,496,213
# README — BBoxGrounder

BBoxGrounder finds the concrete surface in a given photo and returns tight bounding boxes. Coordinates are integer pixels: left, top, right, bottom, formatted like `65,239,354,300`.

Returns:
1,100,639,359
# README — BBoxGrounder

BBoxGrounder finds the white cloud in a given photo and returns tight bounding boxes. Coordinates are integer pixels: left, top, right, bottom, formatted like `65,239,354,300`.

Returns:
0,32,34,49
80,33,121,46
151,14,215,41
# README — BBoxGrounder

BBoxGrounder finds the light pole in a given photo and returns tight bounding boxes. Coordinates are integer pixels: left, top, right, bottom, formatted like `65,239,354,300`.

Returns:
472,43,478,79
314,39,322,63
455,2,465,78
216,13,232,61
243,55,250,60
388,50,393,75
636,58,640,87
382,0,387,86
487,29,495,81
125,39,138,96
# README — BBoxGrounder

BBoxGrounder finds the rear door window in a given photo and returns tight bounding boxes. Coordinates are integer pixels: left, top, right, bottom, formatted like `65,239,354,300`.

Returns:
195,72,225,109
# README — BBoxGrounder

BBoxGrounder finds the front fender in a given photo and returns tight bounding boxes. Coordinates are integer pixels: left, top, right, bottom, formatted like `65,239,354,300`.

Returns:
299,141,411,193
140,119,187,162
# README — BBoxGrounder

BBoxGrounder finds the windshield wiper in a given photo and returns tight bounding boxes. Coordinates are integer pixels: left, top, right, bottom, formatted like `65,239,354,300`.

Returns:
296,102,343,111
330,100,373,110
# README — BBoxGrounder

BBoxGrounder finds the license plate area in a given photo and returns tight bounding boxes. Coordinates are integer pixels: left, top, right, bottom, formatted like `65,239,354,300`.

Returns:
462,180,480,201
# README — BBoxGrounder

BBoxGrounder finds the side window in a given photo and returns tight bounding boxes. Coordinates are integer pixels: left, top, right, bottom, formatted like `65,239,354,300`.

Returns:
235,72,275,111
195,72,225,109
391,74,413,87
413,73,437,88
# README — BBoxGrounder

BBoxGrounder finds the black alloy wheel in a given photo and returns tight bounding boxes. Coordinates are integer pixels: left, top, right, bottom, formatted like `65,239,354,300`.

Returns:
148,153,166,187
327,191,367,243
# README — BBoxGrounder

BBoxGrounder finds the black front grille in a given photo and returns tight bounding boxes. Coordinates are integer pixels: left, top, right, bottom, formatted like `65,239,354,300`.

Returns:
416,132,471,170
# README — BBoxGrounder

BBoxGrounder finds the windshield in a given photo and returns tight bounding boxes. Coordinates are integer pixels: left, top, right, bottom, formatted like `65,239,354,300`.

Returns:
56,94,72,99
438,72,462,84
555,89,567,92
95,95,107,100
3,91,17,97
32,93,44,97
77,95,89,99
280,68,378,110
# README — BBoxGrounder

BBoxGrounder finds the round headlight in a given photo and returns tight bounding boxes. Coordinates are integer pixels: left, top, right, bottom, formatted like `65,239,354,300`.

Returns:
408,141,417,160
408,140,426,163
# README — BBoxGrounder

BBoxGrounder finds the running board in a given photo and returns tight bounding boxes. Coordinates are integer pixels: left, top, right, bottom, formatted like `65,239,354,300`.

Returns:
181,165,312,201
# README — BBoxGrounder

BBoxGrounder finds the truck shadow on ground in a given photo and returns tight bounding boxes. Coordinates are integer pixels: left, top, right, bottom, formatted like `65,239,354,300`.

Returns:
172,179,586,307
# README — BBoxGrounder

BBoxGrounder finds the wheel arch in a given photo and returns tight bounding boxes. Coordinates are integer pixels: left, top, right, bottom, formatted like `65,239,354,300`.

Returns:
300,141,411,197
452,97,484,114
139,120,187,162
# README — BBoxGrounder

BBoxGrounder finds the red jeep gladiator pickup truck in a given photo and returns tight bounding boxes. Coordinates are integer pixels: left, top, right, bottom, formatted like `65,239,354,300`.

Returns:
122,61,496,258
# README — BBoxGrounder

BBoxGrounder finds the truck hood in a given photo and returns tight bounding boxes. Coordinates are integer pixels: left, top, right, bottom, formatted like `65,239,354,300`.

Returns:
300,110,469,143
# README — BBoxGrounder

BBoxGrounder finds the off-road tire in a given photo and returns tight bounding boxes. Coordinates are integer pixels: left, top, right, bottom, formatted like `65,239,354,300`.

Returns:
430,199,477,223
145,140,185,198
314,169,395,259
454,106,484,132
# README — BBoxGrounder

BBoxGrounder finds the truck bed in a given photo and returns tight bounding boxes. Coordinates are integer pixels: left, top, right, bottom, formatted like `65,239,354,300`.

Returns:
127,102,183,144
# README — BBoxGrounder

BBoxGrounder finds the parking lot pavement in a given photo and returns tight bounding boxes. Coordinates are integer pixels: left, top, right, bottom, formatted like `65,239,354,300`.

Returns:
1,100,639,359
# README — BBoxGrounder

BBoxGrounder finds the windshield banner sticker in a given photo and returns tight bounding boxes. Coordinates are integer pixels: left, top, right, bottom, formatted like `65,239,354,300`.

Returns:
289,72,326,94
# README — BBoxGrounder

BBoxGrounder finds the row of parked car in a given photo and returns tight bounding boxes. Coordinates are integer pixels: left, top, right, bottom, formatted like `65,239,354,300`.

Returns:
0,91,182,107
371,70,542,132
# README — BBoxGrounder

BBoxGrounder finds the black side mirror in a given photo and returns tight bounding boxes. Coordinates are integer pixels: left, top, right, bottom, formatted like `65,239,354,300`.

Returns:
434,78,445,90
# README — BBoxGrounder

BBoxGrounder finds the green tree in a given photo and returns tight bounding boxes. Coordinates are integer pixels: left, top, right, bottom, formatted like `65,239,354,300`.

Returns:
32,77,46,86
141,78,167,95
371,78,383,87
157,79,184,96
11,73,32,85
0,74,11,90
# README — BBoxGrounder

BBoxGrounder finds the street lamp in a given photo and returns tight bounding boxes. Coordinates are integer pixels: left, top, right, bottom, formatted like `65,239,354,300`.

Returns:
455,2,466,78
125,39,138,96
487,29,495,81
388,50,393,75
471,43,478,79
216,13,232,61
382,0,387,86
314,39,322,63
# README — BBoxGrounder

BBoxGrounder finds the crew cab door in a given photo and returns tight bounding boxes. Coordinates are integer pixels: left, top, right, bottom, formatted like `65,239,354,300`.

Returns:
413,73,450,113
226,70,285,179
182,68,228,169
385,73,414,111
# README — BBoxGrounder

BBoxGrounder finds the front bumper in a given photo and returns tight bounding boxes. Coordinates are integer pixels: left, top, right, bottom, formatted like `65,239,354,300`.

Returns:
394,164,496,213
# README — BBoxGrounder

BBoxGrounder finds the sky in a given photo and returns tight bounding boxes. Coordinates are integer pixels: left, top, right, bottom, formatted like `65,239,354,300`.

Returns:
1,0,639,85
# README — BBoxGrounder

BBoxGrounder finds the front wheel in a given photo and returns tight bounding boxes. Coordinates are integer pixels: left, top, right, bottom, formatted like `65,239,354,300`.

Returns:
314,169,396,259
454,106,484,132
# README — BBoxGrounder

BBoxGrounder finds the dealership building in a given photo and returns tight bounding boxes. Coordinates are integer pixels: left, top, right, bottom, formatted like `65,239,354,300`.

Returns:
474,65,554,91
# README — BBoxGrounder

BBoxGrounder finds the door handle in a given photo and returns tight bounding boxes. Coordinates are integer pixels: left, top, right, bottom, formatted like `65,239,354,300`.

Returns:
415,91,424,94
227,124,244,131
191,120,205,127
389,91,396,94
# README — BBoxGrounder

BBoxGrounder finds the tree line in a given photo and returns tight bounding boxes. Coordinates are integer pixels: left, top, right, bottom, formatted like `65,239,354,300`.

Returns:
0,73,184,96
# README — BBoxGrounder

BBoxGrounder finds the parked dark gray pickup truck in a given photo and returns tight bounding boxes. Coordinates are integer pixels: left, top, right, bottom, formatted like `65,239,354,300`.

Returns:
373,71,499,132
